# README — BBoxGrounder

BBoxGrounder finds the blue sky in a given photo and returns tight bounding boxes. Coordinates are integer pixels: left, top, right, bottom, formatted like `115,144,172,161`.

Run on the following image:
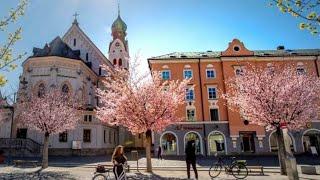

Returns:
1,0,319,98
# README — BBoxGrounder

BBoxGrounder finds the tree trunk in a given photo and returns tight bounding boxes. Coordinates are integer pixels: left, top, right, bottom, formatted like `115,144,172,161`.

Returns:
275,127,287,175
145,130,152,172
42,132,49,169
282,128,299,180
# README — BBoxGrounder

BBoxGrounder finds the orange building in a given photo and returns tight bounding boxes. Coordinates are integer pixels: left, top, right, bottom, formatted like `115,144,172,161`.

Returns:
148,39,320,155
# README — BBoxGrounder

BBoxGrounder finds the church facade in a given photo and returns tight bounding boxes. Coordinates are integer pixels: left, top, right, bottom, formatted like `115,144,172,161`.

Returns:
8,12,141,155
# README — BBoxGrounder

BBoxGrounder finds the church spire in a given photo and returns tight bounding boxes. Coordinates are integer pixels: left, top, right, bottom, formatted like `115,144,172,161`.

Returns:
118,2,120,17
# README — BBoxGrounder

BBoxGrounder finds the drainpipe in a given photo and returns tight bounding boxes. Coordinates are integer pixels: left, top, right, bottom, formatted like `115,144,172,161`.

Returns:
198,58,207,156
314,56,319,77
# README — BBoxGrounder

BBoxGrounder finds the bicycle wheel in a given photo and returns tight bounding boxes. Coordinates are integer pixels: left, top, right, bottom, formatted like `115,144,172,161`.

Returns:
92,173,107,180
231,163,248,179
209,163,222,178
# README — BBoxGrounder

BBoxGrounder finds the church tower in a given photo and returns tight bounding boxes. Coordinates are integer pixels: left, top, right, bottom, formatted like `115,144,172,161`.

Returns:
109,5,129,69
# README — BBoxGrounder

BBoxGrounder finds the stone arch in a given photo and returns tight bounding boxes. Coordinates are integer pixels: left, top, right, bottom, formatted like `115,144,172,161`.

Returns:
60,81,73,96
159,131,179,155
268,130,296,152
301,128,320,153
184,131,203,155
33,81,47,97
207,130,227,155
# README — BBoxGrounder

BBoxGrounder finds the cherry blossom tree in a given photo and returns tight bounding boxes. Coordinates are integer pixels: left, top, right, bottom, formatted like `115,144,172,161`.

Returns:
18,88,81,168
223,64,320,177
97,64,188,172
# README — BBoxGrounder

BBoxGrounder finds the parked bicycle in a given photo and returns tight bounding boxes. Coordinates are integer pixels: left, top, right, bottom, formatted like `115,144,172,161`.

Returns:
92,163,132,180
92,164,111,180
209,153,248,179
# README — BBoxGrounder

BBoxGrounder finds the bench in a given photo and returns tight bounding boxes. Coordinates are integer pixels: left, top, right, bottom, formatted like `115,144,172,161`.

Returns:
247,166,264,175
13,160,39,167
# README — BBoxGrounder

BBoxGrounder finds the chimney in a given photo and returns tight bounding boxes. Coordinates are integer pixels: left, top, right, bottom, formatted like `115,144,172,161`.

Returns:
277,45,285,50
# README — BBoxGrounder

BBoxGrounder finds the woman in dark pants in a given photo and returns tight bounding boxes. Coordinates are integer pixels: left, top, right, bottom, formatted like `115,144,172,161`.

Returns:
185,140,198,179
112,145,127,180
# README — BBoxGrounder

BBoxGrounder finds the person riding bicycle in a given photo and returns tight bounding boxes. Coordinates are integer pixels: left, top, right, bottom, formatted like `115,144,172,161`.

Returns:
112,145,127,180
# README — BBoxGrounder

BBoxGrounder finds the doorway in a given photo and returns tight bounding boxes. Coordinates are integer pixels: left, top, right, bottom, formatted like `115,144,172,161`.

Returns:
240,132,255,153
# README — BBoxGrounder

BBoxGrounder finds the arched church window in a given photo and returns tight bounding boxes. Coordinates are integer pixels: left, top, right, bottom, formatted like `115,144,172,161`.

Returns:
113,59,117,65
38,83,45,97
86,53,89,61
62,84,69,94
119,59,122,66
99,67,102,76
73,39,76,47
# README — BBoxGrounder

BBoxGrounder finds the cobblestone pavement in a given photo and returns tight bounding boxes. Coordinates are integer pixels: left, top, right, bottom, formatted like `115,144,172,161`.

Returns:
1,166,320,180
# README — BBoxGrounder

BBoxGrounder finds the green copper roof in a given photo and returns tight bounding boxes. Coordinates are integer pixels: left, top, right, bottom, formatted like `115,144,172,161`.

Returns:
149,49,320,60
112,15,127,32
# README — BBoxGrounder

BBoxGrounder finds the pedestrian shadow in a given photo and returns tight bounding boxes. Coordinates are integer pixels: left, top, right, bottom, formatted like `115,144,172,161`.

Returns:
127,172,190,180
0,169,76,180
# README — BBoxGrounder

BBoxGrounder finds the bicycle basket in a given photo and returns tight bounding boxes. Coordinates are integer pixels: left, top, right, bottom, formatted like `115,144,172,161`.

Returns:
96,165,106,173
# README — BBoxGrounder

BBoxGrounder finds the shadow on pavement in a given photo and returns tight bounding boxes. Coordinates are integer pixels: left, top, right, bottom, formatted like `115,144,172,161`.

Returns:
0,169,76,180
128,172,190,180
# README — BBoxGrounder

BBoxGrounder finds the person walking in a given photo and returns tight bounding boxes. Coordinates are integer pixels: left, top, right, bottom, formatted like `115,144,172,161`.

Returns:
185,140,198,180
112,145,127,180
157,146,163,160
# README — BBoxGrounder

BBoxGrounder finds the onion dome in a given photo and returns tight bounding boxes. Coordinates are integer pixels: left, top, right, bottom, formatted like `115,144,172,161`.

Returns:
112,15,127,32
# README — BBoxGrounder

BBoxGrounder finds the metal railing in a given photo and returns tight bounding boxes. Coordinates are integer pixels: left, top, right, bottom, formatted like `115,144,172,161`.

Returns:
0,138,42,154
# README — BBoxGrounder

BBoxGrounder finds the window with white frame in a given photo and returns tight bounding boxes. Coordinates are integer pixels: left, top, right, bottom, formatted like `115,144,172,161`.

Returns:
162,70,171,80
185,88,194,101
84,115,93,122
186,109,196,121
206,69,216,78
184,69,193,79
210,108,219,121
208,87,217,99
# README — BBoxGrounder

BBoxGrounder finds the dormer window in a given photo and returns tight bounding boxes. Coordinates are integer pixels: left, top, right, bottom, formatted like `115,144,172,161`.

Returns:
73,39,76,47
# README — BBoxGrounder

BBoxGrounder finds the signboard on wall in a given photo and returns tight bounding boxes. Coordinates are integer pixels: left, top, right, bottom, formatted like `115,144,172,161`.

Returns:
72,141,82,150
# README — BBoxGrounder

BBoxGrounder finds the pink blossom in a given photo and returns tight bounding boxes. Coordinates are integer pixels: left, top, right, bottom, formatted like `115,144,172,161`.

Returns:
18,89,80,135
223,63,320,131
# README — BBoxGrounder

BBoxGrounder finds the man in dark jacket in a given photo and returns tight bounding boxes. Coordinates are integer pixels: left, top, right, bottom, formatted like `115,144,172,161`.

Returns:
185,140,198,179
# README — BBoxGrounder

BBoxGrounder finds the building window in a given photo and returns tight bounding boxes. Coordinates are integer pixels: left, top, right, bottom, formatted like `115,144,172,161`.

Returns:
84,115,93,122
184,69,193,79
210,108,219,121
297,66,306,75
235,68,244,76
59,131,68,142
186,109,196,121
99,67,102,76
86,53,89,61
104,130,106,143
206,69,216,78
185,88,194,101
208,87,217,99
113,59,117,65
73,39,76,47
62,84,69,94
109,131,112,143
162,70,171,80
83,129,91,142
38,83,45,97
119,59,122,66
